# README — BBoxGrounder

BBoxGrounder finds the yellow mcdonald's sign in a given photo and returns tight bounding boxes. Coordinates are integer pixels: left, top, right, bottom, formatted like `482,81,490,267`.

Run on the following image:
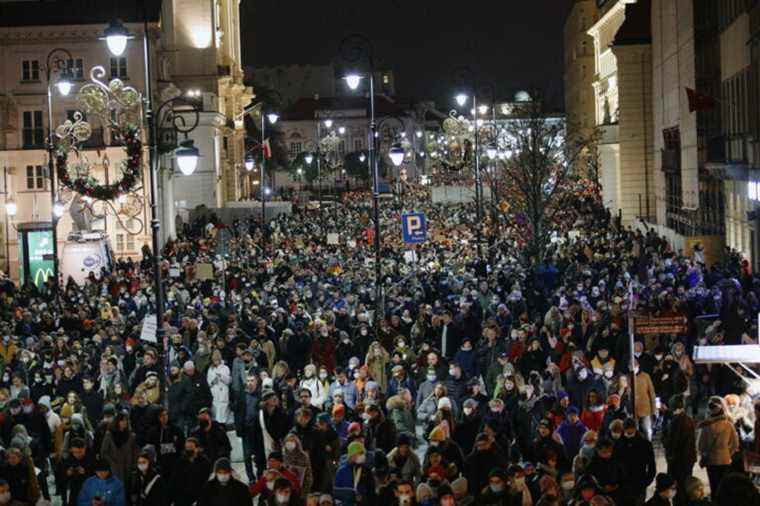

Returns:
33,268,54,286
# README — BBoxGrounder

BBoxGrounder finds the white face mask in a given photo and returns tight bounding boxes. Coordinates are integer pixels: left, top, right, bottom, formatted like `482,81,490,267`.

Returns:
216,473,230,483
633,367,640,374
267,480,275,491
426,374,437,382
561,480,575,491
137,463,149,473
319,372,328,380
275,493,291,504
578,369,588,380
463,407,473,416
355,454,366,465
285,441,296,451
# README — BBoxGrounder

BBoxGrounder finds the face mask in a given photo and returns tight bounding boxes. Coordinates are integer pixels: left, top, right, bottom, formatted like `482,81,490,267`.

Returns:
561,480,575,491
285,441,296,451
266,480,275,491
448,368,457,377
426,374,436,382
23,405,33,414
462,345,472,351
611,432,622,440
655,354,663,361
137,463,149,473
398,494,412,505
216,473,230,483
633,367,640,374
490,483,505,493
578,369,588,380
319,372,328,380
0,492,10,504
355,454,366,465
397,341,405,348
604,369,614,379
463,407,473,416
275,493,291,504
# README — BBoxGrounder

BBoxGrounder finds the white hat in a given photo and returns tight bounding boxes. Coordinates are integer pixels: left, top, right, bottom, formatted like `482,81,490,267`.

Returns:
437,397,452,410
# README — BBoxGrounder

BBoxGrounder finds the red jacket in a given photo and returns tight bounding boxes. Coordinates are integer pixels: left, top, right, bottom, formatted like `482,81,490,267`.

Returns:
249,467,301,498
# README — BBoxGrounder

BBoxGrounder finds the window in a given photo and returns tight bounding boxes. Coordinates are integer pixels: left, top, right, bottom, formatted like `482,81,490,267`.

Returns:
126,234,135,252
339,141,346,156
22,110,45,147
383,74,390,85
116,234,125,252
353,139,363,151
289,142,302,157
21,60,40,81
109,57,128,79
66,58,84,79
26,165,46,190
749,181,760,201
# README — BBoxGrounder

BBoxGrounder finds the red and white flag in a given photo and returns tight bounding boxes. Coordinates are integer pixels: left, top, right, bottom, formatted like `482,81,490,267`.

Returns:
262,138,272,159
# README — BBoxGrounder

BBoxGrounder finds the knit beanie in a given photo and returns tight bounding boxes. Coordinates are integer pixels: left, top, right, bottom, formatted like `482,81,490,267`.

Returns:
346,441,365,460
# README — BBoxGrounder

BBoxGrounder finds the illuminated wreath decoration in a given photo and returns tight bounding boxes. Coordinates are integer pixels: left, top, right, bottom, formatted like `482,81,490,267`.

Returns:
54,66,143,201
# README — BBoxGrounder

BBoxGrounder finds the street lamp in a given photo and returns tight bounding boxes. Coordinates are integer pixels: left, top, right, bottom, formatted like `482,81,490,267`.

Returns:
389,143,405,167
340,33,384,321
415,130,422,138
359,153,366,163
487,143,498,160
245,155,255,172
338,126,346,135
53,200,66,219
44,47,75,290
344,73,363,91
324,118,333,129
102,18,133,57
5,197,17,218
103,11,201,400
267,112,279,125
304,153,314,165
175,139,200,176
478,104,489,116
455,93,469,107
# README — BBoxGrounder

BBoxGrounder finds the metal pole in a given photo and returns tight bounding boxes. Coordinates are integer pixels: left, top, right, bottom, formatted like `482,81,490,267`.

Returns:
473,93,482,259
628,283,637,419
46,72,61,292
261,113,266,245
369,72,382,323
140,1,167,398
316,120,323,233
3,166,10,275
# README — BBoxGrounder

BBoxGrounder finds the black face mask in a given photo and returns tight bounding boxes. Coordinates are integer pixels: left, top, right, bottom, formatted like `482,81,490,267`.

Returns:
199,419,210,429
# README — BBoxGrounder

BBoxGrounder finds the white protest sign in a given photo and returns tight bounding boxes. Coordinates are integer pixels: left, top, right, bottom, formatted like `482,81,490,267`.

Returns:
140,314,158,343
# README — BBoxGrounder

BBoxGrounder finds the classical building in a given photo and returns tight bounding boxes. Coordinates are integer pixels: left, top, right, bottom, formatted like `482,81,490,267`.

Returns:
647,0,724,261
564,0,599,142
588,0,655,224
245,64,396,107
0,0,252,281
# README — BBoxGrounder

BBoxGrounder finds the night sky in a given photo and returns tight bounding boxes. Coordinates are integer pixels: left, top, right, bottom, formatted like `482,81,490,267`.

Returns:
241,0,573,108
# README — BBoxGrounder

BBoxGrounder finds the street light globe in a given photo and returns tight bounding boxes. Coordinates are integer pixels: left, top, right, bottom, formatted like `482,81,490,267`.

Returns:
338,126,346,135
324,119,333,129
415,130,422,138
344,74,362,90
304,153,314,165
5,198,17,217
267,112,279,125
102,19,133,57
53,200,65,218
297,168,303,175
359,153,366,163
264,187,272,196
175,139,200,176
487,143,498,159
56,78,73,97
245,156,254,171
455,93,468,107
389,143,405,167
478,104,489,116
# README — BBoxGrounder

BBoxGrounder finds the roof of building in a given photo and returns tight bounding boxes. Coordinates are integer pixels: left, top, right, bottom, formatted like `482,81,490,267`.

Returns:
613,0,652,46
283,95,409,121
0,0,161,27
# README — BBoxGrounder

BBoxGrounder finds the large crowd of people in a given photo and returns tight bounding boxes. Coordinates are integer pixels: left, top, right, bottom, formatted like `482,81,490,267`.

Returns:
0,182,759,506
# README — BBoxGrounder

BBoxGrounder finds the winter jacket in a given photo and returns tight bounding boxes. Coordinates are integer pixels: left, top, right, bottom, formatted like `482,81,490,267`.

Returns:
333,462,375,505
698,414,739,466
556,419,588,459
465,448,509,496
662,412,697,469
145,423,184,479
58,451,95,506
77,475,126,506
197,477,251,506
387,446,422,483
386,395,416,437
633,371,657,417
130,470,166,506
190,421,232,464
613,433,656,496
100,430,138,492
168,453,212,506
365,411,398,454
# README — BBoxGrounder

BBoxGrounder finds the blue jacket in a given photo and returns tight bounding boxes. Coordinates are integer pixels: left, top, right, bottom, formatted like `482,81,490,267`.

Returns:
556,419,588,459
77,475,126,506
333,461,373,505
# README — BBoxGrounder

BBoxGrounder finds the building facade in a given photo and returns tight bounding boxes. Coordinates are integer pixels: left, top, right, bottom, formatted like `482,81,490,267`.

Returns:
0,0,252,280
564,0,599,142
588,0,655,225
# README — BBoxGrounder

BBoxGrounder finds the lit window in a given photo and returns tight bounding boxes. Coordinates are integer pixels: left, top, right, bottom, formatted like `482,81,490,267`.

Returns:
749,181,759,201
383,74,390,84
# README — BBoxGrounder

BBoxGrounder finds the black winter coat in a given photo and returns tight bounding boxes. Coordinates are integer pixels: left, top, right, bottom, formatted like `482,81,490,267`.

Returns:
198,477,251,506
614,434,656,496
169,454,212,506
130,470,167,506
191,422,231,464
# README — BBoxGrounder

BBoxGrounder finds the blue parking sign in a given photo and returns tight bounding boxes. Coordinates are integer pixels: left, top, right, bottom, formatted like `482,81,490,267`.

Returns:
402,213,427,244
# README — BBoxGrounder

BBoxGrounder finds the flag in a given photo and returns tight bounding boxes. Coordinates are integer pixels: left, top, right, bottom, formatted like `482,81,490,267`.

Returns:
262,138,272,159
685,88,717,113
243,101,263,119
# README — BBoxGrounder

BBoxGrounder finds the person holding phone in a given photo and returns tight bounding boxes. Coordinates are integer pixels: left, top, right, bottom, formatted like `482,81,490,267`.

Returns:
77,460,125,506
